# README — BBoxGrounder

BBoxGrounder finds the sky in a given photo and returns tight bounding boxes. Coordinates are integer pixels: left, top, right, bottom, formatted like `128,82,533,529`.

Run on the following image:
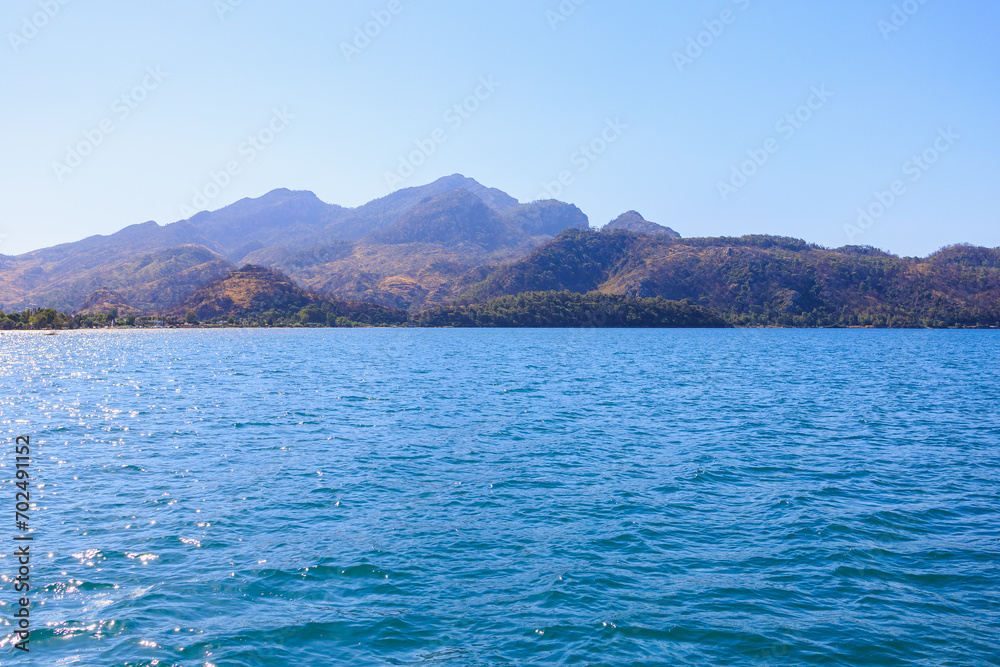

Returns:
1,0,997,257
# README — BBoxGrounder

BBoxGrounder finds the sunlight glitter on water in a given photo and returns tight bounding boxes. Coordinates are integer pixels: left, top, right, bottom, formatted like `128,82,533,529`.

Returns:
1,329,998,665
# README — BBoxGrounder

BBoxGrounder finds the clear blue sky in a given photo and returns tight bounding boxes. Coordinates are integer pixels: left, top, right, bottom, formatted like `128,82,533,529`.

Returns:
1,0,997,257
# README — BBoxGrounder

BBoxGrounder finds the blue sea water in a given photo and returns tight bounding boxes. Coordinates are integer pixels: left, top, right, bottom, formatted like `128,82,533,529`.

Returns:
0,328,998,666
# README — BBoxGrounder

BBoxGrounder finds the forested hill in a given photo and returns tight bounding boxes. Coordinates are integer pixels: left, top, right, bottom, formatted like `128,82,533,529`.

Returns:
463,230,1000,328
172,265,408,326
415,291,727,328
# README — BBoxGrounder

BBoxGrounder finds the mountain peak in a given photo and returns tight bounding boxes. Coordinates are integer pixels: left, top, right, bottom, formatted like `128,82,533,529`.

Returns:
616,211,646,224
370,188,522,250
426,174,520,212
227,188,328,212
177,188,344,262
604,211,681,238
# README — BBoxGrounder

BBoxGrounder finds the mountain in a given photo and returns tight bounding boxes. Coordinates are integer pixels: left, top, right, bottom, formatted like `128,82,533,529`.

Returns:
604,211,680,238
463,230,1000,327
331,173,520,240
78,288,141,315
0,240,232,313
172,265,407,326
9,174,995,328
0,175,588,313
503,199,593,237
369,189,525,250
183,189,343,261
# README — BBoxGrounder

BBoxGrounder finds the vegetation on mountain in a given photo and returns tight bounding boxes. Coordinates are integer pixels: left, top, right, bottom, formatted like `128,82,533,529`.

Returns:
0,264,405,330
413,291,727,328
463,229,642,300
170,265,408,326
77,288,141,315
465,230,1000,328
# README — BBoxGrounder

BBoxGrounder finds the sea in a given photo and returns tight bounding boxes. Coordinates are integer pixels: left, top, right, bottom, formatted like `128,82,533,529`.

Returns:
0,329,998,666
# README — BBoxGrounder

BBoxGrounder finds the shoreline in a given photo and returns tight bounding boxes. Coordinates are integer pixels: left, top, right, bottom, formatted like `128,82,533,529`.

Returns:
5,324,998,332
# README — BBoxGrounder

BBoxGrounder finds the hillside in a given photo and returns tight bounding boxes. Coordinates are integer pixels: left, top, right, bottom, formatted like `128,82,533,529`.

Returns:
0,175,588,313
77,288,141,315
0,242,233,313
172,265,407,326
464,230,1000,328
414,291,727,328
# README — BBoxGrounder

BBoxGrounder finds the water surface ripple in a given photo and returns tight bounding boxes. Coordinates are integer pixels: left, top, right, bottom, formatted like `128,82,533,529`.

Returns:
0,329,998,665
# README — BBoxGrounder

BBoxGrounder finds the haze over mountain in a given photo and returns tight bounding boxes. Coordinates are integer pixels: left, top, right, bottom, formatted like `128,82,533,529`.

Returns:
0,175,589,312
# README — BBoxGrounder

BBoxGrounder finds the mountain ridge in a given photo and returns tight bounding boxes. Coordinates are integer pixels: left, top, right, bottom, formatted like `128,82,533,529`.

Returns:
462,229,1000,327
0,175,590,313
5,175,997,328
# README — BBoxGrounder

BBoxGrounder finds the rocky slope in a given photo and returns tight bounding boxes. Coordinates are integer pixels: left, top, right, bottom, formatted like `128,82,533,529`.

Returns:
603,211,680,238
